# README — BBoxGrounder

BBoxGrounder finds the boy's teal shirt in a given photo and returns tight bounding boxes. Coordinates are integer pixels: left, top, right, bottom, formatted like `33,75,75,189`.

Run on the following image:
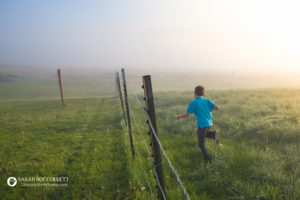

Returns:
186,96,216,128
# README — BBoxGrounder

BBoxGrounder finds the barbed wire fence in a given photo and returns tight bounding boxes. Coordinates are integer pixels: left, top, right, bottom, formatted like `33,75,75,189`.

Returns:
115,69,191,200
129,102,166,200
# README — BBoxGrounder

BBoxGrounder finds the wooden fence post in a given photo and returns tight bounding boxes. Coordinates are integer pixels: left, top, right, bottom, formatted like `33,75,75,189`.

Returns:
115,72,127,126
121,68,135,160
57,69,65,106
142,75,165,199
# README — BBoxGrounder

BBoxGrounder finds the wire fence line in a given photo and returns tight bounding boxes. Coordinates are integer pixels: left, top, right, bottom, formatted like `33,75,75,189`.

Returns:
129,102,166,200
113,75,166,199
130,130,155,200
124,106,153,200
128,88,191,200
128,103,155,200
129,103,152,158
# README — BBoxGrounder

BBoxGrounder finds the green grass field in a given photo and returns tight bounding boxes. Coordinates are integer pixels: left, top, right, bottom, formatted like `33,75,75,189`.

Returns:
128,89,300,199
0,97,133,199
1,85,300,199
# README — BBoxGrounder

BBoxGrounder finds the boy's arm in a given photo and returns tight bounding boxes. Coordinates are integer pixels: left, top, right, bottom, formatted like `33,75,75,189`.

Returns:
176,112,190,120
213,104,221,110
178,101,194,119
208,99,220,111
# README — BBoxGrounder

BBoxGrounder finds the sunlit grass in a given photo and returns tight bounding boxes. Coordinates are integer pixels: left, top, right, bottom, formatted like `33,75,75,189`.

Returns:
127,89,300,199
1,88,300,199
0,97,132,199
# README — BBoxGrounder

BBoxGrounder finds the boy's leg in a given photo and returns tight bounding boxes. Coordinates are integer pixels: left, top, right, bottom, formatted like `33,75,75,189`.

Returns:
206,131,220,145
205,131,215,139
197,127,211,162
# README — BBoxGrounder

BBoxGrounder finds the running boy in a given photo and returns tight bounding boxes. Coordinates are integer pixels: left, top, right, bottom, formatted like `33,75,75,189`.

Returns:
176,86,220,163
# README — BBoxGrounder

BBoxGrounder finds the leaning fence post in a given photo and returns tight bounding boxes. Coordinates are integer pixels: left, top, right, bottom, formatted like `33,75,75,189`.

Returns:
57,68,65,106
142,75,165,200
115,72,127,126
121,68,135,160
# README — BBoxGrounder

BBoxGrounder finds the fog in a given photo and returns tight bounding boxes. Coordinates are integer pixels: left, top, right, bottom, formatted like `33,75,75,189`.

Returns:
1,0,300,78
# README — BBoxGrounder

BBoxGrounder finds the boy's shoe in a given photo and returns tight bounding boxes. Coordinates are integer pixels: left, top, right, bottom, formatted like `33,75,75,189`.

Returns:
214,131,220,145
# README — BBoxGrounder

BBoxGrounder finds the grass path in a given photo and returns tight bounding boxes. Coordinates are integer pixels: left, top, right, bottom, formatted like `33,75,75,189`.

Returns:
0,97,132,199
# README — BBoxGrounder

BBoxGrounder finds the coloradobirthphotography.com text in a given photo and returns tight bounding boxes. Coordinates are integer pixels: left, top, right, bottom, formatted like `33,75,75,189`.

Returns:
7,177,68,187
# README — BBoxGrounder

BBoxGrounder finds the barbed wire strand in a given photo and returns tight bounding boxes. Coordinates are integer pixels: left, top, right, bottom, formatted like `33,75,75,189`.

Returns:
129,105,152,157
132,135,155,200
115,75,166,200
128,88,191,200
129,103,166,200
129,109,154,199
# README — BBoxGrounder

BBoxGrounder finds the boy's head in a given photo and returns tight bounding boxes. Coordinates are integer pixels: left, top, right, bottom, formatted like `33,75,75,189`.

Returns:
194,85,205,97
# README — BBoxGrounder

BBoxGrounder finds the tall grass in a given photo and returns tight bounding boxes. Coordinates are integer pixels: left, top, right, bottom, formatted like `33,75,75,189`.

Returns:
1,88,300,199
126,89,300,199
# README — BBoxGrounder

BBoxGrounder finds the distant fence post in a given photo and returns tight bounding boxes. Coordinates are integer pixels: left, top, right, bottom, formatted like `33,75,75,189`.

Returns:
142,75,165,200
121,68,135,160
115,72,127,126
57,69,65,106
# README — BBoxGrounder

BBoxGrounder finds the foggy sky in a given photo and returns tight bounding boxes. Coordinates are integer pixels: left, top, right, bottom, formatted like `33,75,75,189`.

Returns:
0,0,300,75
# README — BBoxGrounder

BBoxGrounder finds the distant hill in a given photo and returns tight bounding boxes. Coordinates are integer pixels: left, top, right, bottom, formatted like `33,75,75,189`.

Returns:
0,72,24,82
